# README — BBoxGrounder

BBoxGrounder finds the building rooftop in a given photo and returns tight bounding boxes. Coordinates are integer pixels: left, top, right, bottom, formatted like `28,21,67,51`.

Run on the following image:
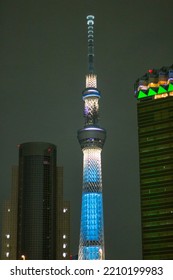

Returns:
134,65,173,100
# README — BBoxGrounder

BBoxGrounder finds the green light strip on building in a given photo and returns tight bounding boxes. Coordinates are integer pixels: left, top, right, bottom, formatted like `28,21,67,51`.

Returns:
158,86,167,94
148,88,157,96
168,83,173,92
138,91,148,99
137,83,173,99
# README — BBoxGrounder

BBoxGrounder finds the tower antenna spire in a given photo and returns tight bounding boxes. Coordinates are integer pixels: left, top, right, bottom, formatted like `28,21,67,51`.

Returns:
87,15,95,74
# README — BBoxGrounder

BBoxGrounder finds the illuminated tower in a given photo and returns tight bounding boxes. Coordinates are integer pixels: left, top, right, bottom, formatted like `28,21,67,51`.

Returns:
77,15,106,260
134,65,173,259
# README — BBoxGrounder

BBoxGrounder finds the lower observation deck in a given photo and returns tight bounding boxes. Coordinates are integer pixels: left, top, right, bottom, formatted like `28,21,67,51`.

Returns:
77,126,106,149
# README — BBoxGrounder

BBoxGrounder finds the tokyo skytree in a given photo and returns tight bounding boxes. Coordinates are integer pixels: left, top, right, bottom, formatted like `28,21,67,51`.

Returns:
77,15,106,260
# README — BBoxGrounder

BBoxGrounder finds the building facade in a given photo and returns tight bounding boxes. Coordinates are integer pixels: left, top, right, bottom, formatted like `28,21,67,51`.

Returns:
1,142,70,260
135,65,173,259
77,16,106,260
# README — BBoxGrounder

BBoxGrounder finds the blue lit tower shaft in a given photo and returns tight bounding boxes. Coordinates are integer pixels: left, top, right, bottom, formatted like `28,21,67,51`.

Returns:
77,15,106,260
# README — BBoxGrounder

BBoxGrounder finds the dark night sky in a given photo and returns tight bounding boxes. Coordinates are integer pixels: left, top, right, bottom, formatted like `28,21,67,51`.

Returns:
0,0,173,260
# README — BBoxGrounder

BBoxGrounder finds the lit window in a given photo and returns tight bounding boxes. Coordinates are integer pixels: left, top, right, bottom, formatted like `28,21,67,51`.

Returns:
6,234,10,239
63,243,67,249
63,253,67,258
7,244,9,248
63,208,68,213
63,235,66,239
8,209,11,212
6,252,9,258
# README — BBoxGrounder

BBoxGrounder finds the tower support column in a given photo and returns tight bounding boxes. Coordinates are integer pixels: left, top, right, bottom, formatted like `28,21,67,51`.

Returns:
78,147,105,260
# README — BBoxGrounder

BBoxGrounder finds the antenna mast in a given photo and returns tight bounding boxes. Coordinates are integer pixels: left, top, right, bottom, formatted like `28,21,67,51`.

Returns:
87,15,95,73
86,15,97,88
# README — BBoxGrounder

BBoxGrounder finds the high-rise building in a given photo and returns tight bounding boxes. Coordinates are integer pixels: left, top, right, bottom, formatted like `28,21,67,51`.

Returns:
77,16,106,260
1,142,70,260
134,65,173,259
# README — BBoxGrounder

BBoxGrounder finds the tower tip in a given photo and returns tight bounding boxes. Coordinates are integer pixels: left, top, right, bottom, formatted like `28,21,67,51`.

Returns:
86,15,95,74
86,15,95,25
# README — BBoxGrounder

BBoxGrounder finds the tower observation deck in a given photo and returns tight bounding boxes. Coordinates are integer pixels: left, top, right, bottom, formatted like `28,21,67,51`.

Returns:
77,15,106,260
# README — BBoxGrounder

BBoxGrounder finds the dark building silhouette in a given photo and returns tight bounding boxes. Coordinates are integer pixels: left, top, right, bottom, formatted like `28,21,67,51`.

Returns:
1,142,70,260
135,65,173,259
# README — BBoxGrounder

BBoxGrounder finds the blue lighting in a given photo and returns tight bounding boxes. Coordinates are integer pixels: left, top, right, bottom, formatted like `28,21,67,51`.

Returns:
84,165,100,183
83,246,101,260
82,89,101,100
81,193,103,241
83,93,100,99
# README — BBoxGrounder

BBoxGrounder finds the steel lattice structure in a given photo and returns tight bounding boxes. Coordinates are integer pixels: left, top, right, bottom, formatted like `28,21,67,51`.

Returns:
77,15,106,260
